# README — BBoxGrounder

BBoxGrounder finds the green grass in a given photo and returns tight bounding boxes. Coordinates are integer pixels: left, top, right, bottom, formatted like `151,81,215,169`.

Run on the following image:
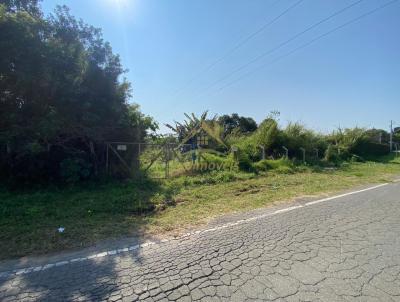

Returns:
0,155,399,260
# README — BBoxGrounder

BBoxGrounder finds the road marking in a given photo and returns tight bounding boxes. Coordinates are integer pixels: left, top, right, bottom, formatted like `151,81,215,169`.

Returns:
304,183,388,206
274,205,304,214
0,182,391,278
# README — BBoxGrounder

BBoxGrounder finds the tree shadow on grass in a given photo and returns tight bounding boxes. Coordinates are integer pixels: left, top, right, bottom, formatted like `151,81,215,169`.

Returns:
0,172,176,260
0,174,177,300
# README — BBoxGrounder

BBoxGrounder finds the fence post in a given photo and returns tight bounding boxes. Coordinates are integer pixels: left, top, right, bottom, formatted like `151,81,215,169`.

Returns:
314,148,319,159
259,145,265,160
300,148,306,163
282,146,289,159
165,144,170,178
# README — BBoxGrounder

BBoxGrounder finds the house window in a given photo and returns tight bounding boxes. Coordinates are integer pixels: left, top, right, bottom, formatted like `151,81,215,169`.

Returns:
197,135,208,146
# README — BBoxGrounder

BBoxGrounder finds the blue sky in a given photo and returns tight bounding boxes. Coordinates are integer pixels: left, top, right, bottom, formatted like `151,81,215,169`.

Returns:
42,0,400,133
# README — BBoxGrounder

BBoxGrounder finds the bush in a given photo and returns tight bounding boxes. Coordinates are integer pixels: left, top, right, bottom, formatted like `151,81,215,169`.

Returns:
193,125,391,175
201,152,227,165
238,157,254,172
324,144,352,163
253,160,271,171
350,141,390,158
227,117,279,162
275,165,294,174
253,158,294,172
276,123,328,159
60,158,92,184
324,128,389,162
197,151,236,171
350,155,365,163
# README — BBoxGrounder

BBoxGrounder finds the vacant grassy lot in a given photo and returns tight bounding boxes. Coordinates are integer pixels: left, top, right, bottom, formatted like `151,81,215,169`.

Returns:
1,155,399,260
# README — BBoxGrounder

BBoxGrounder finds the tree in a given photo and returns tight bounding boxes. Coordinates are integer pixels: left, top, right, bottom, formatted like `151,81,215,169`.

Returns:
0,0,42,16
326,128,389,159
394,132,400,144
365,129,390,144
276,122,327,159
255,118,278,150
0,1,157,183
126,103,158,141
166,111,226,148
218,113,257,137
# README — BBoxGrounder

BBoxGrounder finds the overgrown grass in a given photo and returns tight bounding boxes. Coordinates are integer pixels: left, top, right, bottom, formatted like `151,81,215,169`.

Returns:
0,155,399,260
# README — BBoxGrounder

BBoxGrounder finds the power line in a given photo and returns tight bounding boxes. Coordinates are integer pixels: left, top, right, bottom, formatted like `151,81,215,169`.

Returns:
194,0,365,98
171,0,304,98
214,0,399,94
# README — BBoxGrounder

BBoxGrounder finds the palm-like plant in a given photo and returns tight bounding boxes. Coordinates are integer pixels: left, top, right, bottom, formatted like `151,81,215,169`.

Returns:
165,111,226,148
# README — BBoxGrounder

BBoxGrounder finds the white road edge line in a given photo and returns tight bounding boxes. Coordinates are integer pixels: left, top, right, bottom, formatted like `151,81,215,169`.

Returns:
304,183,389,206
0,182,392,278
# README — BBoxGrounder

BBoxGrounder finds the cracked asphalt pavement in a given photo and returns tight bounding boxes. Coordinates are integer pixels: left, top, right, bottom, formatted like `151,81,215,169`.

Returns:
1,182,400,301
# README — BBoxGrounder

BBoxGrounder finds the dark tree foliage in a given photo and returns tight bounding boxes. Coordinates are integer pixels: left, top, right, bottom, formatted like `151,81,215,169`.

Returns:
365,129,390,144
218,113,258,137
394,132,400,142
0,1,157,184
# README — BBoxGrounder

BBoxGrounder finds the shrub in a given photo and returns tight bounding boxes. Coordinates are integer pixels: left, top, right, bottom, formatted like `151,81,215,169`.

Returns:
274,165,294,174
253,160,271,171
350,141,390,158
277,123,328,159
198,151,236,171
60,158,92,184
324,145,341,163
350,155,365,163
227,117,279,162
238,156,254,172
326,128,389,160
253,158,294,172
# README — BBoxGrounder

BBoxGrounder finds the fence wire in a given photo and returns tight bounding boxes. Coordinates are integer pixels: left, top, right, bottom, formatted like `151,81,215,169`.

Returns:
105,142,194,179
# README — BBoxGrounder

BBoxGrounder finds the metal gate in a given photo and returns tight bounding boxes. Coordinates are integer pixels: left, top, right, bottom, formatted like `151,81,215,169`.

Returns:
105,142,193,179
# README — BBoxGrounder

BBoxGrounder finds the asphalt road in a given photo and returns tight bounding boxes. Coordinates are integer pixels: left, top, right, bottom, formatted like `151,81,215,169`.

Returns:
1,182,400,301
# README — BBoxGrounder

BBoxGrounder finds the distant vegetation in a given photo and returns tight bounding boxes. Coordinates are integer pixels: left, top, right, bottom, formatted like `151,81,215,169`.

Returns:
160,111,394,176
227,116,393,171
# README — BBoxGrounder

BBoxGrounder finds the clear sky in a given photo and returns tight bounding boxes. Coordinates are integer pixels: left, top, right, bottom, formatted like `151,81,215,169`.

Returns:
41,0,400,133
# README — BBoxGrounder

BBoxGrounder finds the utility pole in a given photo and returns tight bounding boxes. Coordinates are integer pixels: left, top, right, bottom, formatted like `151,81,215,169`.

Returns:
390,120,393,152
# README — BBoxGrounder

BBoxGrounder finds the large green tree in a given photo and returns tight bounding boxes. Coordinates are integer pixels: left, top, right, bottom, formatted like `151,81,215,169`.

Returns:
0,1,157,183
218,113,258,137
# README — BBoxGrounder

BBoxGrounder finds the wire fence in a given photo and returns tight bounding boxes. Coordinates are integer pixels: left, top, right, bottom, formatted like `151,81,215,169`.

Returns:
105,140,399,180
105,142,194,179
